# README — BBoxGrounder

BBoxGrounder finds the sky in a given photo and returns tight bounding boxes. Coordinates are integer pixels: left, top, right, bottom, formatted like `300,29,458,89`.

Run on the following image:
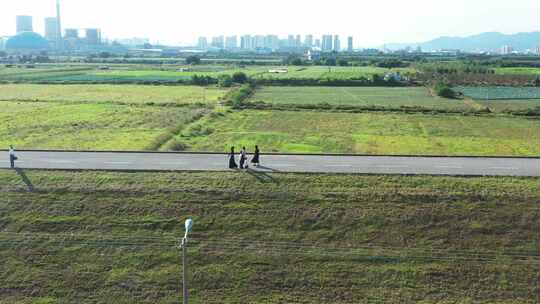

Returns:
1,0,540,47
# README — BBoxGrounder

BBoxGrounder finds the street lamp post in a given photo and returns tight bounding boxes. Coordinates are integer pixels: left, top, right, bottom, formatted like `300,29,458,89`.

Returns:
181,219,193,304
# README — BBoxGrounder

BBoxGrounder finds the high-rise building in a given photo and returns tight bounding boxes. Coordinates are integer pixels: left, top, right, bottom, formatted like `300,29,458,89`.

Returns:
296,35,302,48
333,35,341,52
347,36,353,52
264,35,279,50
322,35,333,52
536,45,540,55
253,35,265,49
314,39,321,48
44,17,58,42
65,28,79,39
501,45,513,55
211,36,224,49
197,37,208,49
85,28,101,45
241,35,253,50
304,35,313,48
16,16,33,33
225,36,237,49
287,35,295,48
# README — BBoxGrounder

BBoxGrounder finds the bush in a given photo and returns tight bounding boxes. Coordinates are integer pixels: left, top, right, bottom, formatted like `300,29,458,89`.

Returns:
164,139,188,151
218,75,233,87
434,82,457,99
146,132,174,150
185,55,201,65
232,72,248,84
338,59,349,66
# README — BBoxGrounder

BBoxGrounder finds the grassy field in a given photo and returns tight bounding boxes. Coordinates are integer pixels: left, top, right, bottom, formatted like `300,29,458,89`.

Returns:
477,100,540,112
1,170,539,303
458,86,540,100
251,86,472,110
0,84,228,106
0,65,414,83
0,65,268,83
182,110,540,155
457,86,540,112
495,67,540,75
0,100,208,150
252,66,415,80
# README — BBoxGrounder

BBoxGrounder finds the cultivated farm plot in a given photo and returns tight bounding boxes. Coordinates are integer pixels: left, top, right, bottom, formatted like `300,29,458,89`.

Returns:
252,86,472,110
0,65,270,83
0,100,208,150
495,67,540,76
252,66,414,80
184,110,540,156
458,86,540,100
458,86,540,112
0,84,228,106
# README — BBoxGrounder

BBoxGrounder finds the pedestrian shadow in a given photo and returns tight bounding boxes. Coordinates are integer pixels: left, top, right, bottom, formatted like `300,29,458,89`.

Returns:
15,168,35,192
256,165,281,173
246,168,279,184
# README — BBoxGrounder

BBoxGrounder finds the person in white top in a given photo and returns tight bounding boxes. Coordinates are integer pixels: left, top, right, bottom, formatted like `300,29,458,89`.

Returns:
9,145,17,169
239,147,248,169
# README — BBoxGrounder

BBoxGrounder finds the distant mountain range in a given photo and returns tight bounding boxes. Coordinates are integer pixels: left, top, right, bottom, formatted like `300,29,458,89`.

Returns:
385,32,540,52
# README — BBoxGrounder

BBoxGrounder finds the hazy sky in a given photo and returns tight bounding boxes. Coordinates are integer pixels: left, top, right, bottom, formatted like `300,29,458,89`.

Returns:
1,0,540,47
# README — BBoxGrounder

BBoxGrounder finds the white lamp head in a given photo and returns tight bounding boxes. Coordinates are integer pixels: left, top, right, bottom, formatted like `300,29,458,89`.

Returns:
184,219,193,239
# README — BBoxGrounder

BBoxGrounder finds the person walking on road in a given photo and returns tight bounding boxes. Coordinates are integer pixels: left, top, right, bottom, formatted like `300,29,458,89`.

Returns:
239,147,248,169
8,145,17,169
229,146,238,169
251,145,260,167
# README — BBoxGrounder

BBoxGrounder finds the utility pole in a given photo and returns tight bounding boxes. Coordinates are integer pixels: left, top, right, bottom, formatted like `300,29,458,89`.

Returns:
182,238,188,304
180,219,193,304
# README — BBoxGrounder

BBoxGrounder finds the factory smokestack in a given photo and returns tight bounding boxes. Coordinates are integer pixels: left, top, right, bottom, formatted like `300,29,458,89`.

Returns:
56,0,63,50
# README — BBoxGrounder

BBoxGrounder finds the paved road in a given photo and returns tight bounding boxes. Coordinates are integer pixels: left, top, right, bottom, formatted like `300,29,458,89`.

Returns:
2,151,540,177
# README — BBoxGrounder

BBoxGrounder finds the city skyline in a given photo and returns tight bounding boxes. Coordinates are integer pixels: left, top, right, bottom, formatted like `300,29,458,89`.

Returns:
1,0,540,47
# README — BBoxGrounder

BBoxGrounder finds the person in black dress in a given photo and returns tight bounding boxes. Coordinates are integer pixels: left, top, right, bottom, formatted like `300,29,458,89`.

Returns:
229,146,238,169
251,145,260,167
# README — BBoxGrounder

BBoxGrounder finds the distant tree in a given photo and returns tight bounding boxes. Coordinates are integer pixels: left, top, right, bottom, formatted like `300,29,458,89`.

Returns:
35,55,50,63
338,59,349,66
284,55,303,66
371,74,383,84
377,59,406,68
192,74,215,85
99,52,111,58
185,55,201,65
325,57,337,66
291,58,304,66
218,74,233,87
535,78,540,87
232,72,248,84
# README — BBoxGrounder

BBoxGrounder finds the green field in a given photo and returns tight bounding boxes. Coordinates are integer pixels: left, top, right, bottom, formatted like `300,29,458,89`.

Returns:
477,100,540,112
1,170,539,303
0,84,228,106
0,65,268,83
251,86,472,110
457,86,540,112
0,65,415,84
182,110,540,155
0,100,208,150
458,86,540,100
495,67,540,75
252,66,414,80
